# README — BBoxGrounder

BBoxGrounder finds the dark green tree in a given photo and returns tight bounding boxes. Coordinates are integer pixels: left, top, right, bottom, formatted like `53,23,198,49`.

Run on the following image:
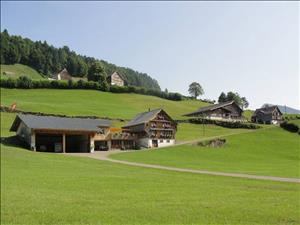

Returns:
218,92,227,103
87,62,106,82
188,82,204,99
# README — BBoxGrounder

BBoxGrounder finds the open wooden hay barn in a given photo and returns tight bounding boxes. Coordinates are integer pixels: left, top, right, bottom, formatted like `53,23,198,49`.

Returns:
10,114,111,153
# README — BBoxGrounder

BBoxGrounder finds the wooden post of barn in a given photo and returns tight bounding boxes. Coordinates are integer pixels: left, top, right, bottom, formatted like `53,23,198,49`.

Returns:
62,133,66,153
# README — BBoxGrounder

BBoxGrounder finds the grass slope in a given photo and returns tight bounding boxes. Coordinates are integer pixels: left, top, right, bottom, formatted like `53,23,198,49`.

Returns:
112,127,300,178
2,145,300,224
1,88,208,120
0,64,44,79
177,123,249,141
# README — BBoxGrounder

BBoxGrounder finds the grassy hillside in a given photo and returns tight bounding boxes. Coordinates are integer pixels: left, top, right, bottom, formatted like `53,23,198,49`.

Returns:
0,64,44,79
112,127,300,178
1,112,299,224
1,88,209,120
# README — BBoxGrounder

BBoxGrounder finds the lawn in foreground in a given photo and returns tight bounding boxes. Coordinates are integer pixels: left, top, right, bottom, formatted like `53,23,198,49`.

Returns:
112,127,300,178
1,145,300,225
1,88,208,120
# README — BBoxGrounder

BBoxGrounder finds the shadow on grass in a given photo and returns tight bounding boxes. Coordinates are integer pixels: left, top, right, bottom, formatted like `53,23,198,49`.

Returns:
0,135,29,149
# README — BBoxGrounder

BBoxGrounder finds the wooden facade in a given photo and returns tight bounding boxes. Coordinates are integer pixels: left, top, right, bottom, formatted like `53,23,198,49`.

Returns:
107,71,125,87
122,109,177,148
251,106,283,124
10,109,177,153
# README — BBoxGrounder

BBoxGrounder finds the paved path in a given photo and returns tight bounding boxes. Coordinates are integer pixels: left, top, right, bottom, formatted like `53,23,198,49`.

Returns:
67,128,300,184
67,151,300,184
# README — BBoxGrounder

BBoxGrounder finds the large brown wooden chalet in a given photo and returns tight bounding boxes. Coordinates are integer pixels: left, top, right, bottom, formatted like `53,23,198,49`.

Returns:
10,109,177,153
122,109,177,148
184,101,244,121
251,106,283,124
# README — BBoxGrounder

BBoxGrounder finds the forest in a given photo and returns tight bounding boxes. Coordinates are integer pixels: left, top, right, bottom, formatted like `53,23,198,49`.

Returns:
0,30,160,90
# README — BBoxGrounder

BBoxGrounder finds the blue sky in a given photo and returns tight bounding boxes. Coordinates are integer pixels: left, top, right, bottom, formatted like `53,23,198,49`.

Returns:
1,1,299,109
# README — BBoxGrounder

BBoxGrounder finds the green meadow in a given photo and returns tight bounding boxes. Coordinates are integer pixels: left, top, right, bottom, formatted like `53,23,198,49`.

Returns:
1,90,300,224
112,127,300,178
0,64,44,79
1,88,208,120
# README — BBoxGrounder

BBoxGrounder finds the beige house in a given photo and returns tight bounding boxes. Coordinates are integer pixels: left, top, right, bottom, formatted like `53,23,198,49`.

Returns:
51,68,72,81
107,71,125,86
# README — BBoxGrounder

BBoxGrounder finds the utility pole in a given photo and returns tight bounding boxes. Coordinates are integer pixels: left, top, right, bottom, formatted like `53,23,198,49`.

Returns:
202,113,205,136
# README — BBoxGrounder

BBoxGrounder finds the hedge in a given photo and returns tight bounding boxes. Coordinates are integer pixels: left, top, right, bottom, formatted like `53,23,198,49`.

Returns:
188,118,261,129
0,77,183,101
280,121,299,134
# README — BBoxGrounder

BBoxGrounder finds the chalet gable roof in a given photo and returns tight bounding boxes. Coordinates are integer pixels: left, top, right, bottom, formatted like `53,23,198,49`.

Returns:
10,114,112,132
122,108,173,128
183,100,242,117
108,71,125,81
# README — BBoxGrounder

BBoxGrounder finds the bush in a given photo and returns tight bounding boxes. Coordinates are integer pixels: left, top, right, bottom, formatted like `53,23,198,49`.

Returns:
16,76,33,89
189,118,260,129
280,121,299,133
1,78,17,88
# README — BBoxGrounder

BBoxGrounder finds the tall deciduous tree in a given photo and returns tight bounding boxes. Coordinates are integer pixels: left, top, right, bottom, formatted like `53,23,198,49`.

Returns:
87,62,106,82
218,91,249,109
188,82,204,99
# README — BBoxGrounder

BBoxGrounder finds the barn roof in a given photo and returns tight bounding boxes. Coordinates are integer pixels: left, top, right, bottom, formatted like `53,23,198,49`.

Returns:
108,71,125,80
10,114,112,132
52,68,72,80
183,100,242,117
122,108,165,128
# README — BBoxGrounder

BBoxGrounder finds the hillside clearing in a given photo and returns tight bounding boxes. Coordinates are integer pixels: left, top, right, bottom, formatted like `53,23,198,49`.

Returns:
0,64,44,79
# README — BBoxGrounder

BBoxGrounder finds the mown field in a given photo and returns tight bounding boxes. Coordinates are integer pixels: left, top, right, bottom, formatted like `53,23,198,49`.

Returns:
112,127,300,178
0,64,44,79
1,88,209,120
1,89,300,224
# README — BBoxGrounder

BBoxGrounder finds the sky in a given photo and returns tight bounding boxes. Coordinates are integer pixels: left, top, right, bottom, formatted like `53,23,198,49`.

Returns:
1,1,299,109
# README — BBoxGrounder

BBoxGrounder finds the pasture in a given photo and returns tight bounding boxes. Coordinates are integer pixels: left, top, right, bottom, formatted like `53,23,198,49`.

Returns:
1,91,300,225
112,127,300,178
1,88,208,120
1,141,300,224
